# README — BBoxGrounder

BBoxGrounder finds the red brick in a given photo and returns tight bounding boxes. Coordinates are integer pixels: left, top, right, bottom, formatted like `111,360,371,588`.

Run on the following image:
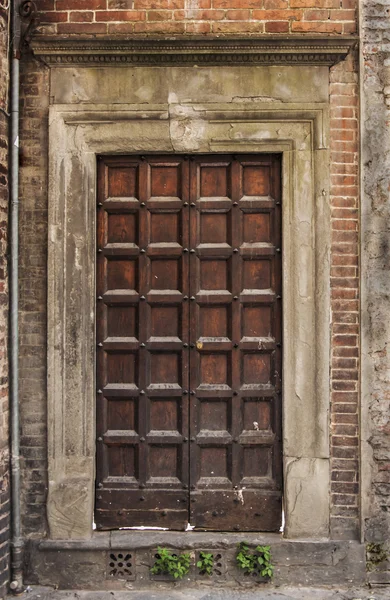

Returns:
331,493,357,505
333,345,359,357
96,10,144,20
40,11,68,23
333,331,358,345
343,21,357,34
108,0,134,7
264,0,288,7
107,22,134,32
331,267,357,278
185,22,212,33
332,435,359,447
332,220,357,231
333,324,358,335
333,311,358,323
252,9,302,19
213,0,262,7
331,208,358,219
134,0,184,8
212,21,264,32
331,9,356,20
69,11,94,22
226,9,251,19
182,9,225,19
56,0,106,8
134,21,185,32
292,21,342,33
265,21,289,32
147,10,172,20
332,413,358,425
303,9,329,20
331,470,357,482
57,22,108,33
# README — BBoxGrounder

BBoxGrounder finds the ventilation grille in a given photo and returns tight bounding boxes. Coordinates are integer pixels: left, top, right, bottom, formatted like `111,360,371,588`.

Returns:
107,552,135,580
196,551,225,580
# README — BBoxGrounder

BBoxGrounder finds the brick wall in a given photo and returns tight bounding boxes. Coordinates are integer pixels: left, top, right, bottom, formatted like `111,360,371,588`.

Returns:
18,3,360,542
361,0,390,585
0,2,9,597
35,0,357,36
19,55,49,537
329,52,359,540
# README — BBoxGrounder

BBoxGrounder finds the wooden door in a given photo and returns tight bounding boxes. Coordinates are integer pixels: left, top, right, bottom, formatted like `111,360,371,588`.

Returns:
96,154,282,532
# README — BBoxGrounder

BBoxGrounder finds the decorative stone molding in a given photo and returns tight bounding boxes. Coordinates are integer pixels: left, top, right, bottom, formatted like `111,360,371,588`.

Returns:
31,35,357,67
47,89,331,541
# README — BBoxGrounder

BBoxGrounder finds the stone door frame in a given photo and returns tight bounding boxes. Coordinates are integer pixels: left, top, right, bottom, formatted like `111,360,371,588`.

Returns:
45,89,331,540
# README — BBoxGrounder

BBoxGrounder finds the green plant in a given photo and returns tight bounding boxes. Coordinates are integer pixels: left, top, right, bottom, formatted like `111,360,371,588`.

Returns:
197,551,214,576
151,546,191,579
236,542,274,579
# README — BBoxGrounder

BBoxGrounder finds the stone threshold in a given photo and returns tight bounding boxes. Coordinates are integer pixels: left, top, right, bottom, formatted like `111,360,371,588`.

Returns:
27,534,366,588
39,531,285,551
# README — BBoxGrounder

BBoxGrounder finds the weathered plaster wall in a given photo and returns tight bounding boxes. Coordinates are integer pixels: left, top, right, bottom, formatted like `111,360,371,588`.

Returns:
0,3,9,597
361,0,390,586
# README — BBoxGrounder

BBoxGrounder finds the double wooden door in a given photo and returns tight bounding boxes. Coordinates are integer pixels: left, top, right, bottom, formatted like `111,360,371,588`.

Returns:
96,154,282,531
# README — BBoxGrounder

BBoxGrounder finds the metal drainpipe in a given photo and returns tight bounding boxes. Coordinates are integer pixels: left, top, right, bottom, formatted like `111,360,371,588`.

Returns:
9,0,24,593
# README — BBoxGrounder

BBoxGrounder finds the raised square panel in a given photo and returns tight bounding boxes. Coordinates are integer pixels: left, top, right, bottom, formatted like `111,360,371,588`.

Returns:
150,212,180,243
108,213,138,244
200,353,230,386
242,166,270,197
243,399,271,432
151,259,181,291
107,353,138,384
242,305,272,338
150,353,181,385
243,259,271,290
150,399,180,431
200,447,230,480
199,306,230,338
108,167,138,198
243,447,270,478
200,213,229,244
107,306,138,338
243,353,272,385
149,445,179,478
199,398,229,432
200,259,229,291
107,399,136,432
107,445,137,478
151,306,180,338
200,165,230,198
151,166,180,197
107,259,138,291
243,212,271,244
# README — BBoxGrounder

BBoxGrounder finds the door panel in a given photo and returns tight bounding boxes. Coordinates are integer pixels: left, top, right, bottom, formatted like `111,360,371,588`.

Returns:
96,157,190,530
188,156,282,531
96,154,282,532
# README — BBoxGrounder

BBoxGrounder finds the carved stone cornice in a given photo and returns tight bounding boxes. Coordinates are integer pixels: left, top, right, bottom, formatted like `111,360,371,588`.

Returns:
31,35,358,67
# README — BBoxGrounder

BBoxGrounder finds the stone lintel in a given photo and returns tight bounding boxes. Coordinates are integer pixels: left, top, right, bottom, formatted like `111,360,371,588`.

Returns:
31,35,358,67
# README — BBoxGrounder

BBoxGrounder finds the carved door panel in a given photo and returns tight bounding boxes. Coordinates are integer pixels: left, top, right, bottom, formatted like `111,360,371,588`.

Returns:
96,156,190,530
188,156,282,532
96,155,282,531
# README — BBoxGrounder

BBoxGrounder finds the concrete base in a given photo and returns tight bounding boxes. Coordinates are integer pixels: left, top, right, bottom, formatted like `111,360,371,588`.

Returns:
24,533,366,589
